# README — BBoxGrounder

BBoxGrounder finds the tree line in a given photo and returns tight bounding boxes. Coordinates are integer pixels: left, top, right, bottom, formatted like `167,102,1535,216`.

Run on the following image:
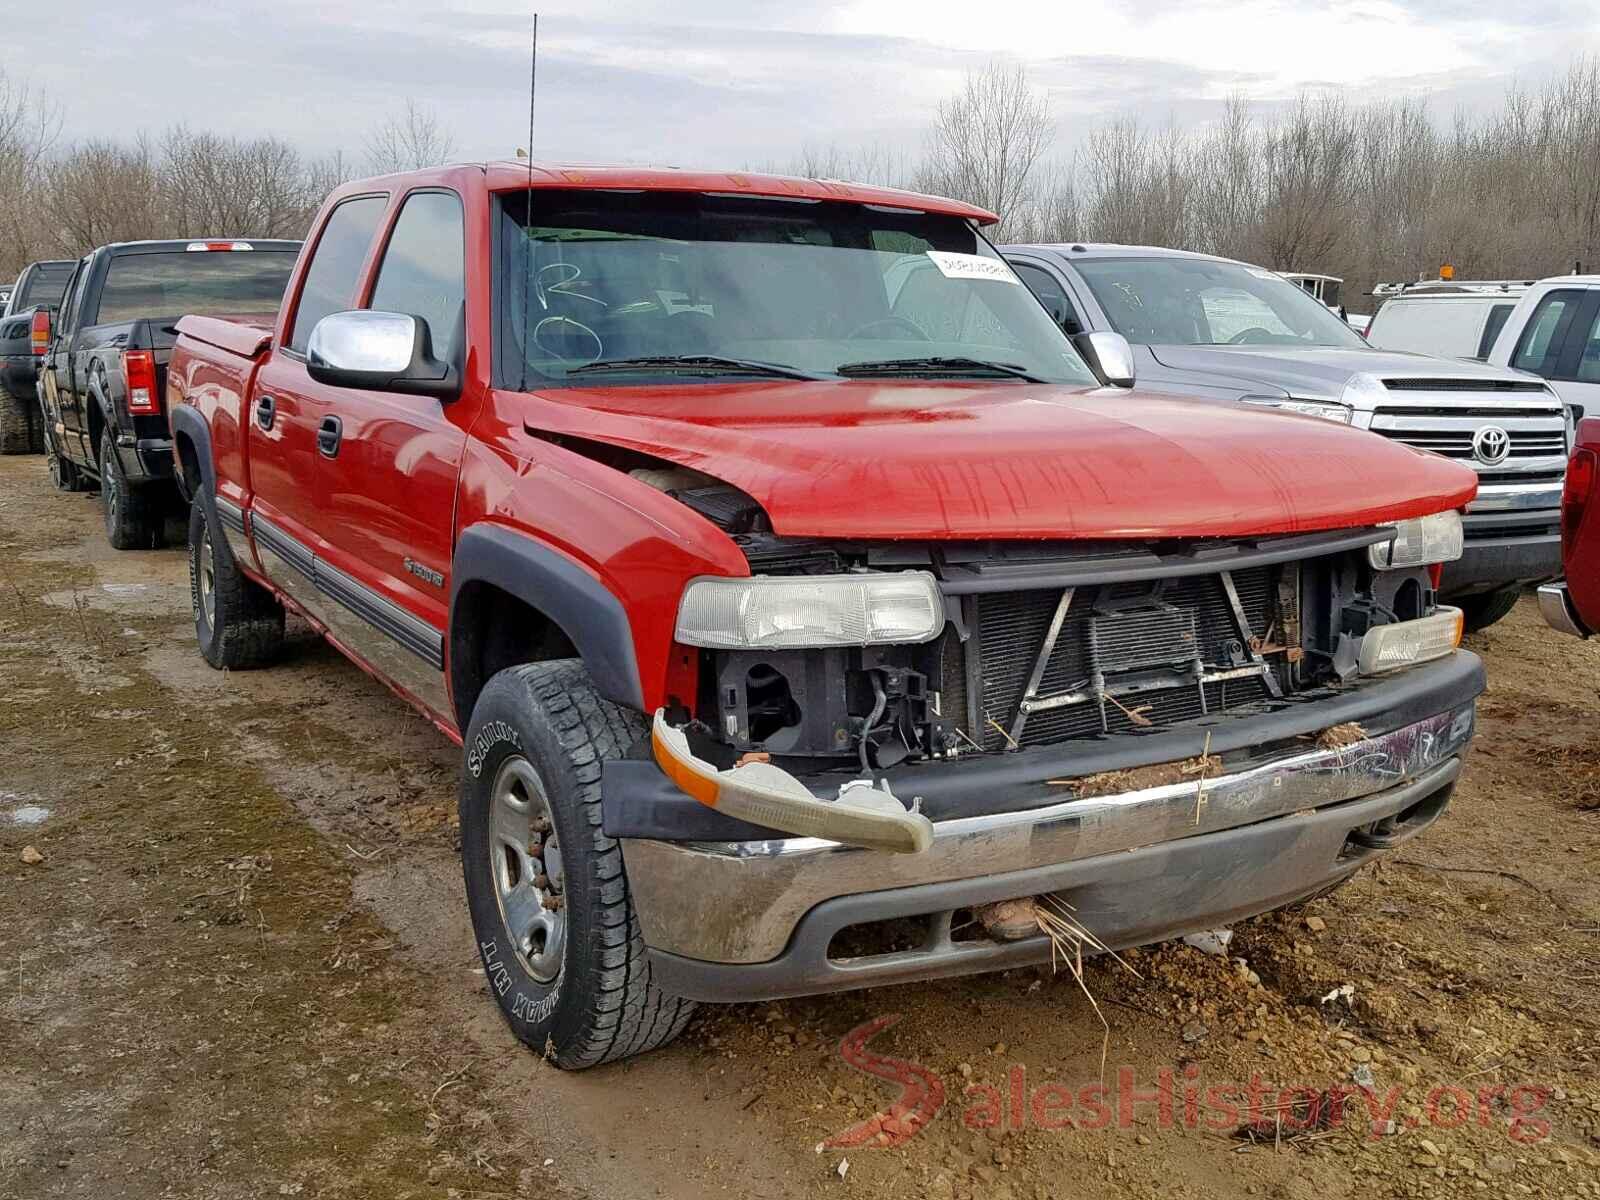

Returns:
786,56,1600,304
7,56,1600,305
0,75,454,280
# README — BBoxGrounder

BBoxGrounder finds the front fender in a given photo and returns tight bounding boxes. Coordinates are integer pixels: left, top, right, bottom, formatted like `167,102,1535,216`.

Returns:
450,524,645,713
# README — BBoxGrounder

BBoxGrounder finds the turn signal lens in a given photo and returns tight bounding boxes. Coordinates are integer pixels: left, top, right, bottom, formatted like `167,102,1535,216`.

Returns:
1358,607,1463,675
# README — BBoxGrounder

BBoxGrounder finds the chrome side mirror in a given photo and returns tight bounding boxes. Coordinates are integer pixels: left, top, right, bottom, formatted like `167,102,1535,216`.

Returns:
1072,330,1136,388
306,310,458,400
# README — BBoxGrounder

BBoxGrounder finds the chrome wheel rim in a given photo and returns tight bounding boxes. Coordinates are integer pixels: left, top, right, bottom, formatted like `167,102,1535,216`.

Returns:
489,755,565,983
197,524,216,629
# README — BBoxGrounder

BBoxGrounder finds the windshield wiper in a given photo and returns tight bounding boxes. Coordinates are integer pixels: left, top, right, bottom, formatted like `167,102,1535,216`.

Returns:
835,356,1045,382
565,354,819,380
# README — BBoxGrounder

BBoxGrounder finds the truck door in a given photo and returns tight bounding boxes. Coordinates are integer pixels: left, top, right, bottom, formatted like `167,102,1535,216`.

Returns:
248,194,389,621
41,258,89,465
299,188,472,722
1507,286,1600,421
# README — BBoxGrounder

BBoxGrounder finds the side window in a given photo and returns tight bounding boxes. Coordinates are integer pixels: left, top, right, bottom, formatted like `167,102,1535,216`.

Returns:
289,195,389,352
1013,263,1082,334
1575,302,1600,383
1475,303,1515,360
59,260,90,335
1511,290,1584,377
368,191,466,363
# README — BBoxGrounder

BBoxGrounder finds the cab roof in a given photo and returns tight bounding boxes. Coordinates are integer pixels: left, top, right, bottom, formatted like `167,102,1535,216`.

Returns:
335,161,1001,226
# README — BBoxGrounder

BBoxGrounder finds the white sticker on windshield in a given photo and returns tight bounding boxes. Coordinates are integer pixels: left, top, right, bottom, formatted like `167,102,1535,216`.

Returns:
925,251,1022,285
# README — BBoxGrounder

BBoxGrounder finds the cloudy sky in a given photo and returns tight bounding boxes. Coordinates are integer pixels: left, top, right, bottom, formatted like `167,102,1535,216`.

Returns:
7,1,1600,169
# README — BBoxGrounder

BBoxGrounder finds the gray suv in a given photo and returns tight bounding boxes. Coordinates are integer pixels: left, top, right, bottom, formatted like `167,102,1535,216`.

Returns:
1003,243,1568,631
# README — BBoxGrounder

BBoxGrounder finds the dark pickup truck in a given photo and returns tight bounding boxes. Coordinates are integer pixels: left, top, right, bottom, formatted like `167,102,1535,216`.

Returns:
38,239,299,546
0,258,76,454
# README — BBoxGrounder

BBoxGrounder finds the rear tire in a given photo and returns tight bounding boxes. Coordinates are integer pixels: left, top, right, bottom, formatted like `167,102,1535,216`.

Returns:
1457,586,1521,633
100,435,161,550
0,392,31,455
189,498,284,669
459,660,696,1069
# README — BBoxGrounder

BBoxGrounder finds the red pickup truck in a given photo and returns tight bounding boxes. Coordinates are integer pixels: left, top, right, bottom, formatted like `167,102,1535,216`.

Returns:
167,163,1483,1069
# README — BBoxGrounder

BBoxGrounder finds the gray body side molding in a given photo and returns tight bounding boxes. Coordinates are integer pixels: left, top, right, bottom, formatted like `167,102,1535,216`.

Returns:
450,524,646,713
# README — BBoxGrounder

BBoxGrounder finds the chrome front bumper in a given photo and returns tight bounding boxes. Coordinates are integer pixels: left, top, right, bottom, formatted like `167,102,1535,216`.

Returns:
1539,581,1588,637
622,703,1475,979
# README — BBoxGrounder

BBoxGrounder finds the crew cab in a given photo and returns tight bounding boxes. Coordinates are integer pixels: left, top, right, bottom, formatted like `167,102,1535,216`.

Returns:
167,164,1483,1069
1003,243,1569,631
37,239,299,546
0,258,75,455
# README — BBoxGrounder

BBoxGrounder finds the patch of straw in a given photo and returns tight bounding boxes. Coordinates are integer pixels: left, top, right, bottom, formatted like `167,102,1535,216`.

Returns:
1034,894,1142,1080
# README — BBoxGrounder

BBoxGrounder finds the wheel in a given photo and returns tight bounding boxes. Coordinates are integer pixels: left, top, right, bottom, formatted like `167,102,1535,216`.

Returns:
0,391,31,455
43,420,84,491
459,660,695,1069
188,498,284,669
100,435,161,549
1456,586,1521,633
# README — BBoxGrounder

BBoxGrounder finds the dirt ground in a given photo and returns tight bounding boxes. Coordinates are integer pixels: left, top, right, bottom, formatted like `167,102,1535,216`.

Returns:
3,452,1599,1200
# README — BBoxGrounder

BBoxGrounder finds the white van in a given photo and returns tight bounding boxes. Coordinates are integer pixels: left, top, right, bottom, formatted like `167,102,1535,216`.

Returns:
1365,283,1530,361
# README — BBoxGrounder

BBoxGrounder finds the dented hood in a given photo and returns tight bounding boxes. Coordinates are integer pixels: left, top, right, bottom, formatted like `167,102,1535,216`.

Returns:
522,380,1479,541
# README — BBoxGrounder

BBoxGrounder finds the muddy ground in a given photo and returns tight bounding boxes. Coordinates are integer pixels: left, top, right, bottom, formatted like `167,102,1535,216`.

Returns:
3,452,1599,1200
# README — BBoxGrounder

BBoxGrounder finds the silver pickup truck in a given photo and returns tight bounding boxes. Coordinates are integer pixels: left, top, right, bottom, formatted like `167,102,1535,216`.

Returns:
1003,243,1568,630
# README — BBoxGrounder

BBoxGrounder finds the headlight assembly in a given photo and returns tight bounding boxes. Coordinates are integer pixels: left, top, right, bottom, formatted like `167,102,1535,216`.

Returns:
1241,396,1354,423
1368,511,1465,569
675,571,944,649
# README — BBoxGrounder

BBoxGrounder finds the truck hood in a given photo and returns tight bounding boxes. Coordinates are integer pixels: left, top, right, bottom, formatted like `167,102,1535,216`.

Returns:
524,380,1478,541
1145,344,1536,402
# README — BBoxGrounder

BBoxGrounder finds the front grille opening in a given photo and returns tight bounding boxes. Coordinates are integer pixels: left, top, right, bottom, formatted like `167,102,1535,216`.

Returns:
745,663,800,742
1393,578,1424,622
969,567,1283,752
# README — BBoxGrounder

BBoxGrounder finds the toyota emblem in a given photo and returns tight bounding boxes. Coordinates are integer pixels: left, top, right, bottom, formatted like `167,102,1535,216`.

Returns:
1472,425,1511,466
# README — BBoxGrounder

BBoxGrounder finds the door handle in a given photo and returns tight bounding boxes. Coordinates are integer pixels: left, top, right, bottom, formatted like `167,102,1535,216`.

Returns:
255,394,275,431
317,414,343,457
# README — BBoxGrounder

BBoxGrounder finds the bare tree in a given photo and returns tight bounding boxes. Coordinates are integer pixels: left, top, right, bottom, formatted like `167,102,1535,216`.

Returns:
920,63,1053,239
41,137,165,254
161,127,322,238
364,98,457,174
0,67,64,277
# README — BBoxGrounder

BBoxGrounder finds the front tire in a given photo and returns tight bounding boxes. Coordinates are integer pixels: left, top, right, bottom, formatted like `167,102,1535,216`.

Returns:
459,661,695,1069
189,499,284,669
1457,586,1521,633
100,435,160,550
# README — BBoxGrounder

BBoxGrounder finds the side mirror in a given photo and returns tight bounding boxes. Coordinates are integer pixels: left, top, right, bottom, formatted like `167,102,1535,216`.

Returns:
1072,330,1136,387
29,307,52,357
306,310,458,400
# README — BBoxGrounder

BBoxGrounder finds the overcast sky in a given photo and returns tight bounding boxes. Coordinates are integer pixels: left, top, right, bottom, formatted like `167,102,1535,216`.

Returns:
7,1,1600,170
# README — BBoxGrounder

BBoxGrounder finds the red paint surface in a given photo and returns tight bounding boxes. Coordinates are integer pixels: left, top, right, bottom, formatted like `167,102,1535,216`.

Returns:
1565,417,1600,630
168,162,1481,737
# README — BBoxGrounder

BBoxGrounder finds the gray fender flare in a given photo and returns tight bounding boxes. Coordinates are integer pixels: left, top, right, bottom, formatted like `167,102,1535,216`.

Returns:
167,404,215,503
450,524,646,717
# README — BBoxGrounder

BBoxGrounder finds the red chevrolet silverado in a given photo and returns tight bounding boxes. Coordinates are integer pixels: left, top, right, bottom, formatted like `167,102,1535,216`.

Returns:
166,163,1483,1069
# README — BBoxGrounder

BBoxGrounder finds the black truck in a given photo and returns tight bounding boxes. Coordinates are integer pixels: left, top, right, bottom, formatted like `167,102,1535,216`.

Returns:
0,259,76,454
38,238,299,547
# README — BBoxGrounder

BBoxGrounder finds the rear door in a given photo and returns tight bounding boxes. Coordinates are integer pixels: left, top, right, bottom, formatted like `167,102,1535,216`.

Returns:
248,194,390,620
302,188,472,720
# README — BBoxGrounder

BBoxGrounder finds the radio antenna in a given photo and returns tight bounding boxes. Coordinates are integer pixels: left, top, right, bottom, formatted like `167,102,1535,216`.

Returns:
521,11,538,389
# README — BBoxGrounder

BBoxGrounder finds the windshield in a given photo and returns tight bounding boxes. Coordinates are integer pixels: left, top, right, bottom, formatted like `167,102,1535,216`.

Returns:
1074,257,1367,349
497,190,1097,387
